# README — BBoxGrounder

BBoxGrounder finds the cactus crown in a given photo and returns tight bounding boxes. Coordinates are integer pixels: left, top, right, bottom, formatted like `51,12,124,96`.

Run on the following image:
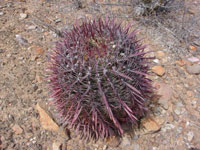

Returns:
48,17,153,140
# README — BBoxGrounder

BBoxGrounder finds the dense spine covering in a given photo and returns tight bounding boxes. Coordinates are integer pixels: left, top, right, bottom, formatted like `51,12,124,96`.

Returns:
47,17,153,140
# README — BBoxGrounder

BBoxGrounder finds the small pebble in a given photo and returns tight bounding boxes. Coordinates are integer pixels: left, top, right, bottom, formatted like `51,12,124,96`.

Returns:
156,51,165,58
55,18,61,23
186,64,200,74
16,34,28,45
6,54,11,58
12,124,23,134
0,12,4,16
187,131,194,142
186,121,190,126
162,123,175,132
174,102,184,115
153,59,160,64
176,67,185,75
19,13,27,20
188,57,199,63
174,108,181,115
152,65,165,76
134,6,145,16
53,33,57,37
37,62,42,65
27,25,37,30
18,57,24,60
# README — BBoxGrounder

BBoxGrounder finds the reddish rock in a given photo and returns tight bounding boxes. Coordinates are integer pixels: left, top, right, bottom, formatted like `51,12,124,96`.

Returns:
36,102,59,131
152,66,165,76
156,51,165,59
176,60,184,67
12,124,23,134
35,47,44,55
141,117,161,133
189,45,196,51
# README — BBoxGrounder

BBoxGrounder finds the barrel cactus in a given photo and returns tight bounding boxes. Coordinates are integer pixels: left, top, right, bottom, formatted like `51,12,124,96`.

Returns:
47,17,153,140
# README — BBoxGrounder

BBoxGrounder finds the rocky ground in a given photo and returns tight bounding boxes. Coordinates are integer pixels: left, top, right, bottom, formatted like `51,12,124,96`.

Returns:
0,0,200,150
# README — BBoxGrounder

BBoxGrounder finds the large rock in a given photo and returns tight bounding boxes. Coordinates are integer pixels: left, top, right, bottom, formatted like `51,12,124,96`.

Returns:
36,102,59,131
